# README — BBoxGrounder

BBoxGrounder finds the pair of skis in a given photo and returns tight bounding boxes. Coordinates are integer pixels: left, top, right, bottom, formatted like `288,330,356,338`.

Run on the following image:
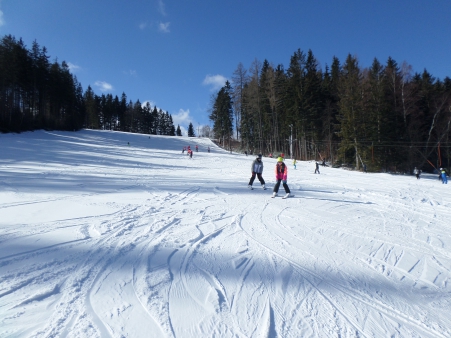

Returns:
272,193,293,199
248,186,266,190
248,185,293,198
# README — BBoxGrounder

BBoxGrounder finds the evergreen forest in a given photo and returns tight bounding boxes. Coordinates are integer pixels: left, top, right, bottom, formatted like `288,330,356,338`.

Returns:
210,50,451,173
2,34,451,173
0,35,180,137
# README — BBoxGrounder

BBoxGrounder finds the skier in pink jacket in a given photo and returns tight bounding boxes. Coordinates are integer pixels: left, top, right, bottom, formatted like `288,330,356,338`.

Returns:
272,157,292,198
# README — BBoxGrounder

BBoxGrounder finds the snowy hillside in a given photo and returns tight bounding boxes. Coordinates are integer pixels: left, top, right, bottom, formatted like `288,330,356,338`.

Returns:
1,130,450,338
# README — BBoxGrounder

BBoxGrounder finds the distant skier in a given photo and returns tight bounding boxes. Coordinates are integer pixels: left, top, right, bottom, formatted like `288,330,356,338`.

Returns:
182,146,186,154
272,157,291,198
413,167,420,179
293,159,297,170
314,162,320,174
208,147,210,153
440,168,448,184
248,154,266,190
363,163,367,173
322,158,326,167
189,149,193,159
245,151,248,156
196,145,198,152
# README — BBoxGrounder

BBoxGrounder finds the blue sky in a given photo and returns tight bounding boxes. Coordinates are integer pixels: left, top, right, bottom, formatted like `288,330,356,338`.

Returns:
1,0,450,132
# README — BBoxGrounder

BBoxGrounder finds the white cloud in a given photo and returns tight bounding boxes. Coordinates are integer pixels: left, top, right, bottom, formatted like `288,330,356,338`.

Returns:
67,62,81,73
141,100,156,109
158,0,167,16
123,70,137,77
172,108,191,127
139,22,147,30
158,22,170,33
94,81,113,92
202,74,228,91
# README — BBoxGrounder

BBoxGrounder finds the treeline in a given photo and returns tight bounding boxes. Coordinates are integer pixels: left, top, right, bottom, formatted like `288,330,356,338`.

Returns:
0,35,182,136
210,49,451,173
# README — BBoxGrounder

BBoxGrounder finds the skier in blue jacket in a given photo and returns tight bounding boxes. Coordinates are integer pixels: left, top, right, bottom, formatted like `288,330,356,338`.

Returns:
248,154,266,190
440,168,448,184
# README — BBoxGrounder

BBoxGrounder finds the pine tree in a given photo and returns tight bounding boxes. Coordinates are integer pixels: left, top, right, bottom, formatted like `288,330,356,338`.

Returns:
209,81,234,147
84,86,99,129
176,124,182,136
168,115,175,136
187,122,195,137
337,54,364,169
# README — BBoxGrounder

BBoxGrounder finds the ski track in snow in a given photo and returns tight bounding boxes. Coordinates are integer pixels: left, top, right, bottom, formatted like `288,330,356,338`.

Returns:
1,129,451,337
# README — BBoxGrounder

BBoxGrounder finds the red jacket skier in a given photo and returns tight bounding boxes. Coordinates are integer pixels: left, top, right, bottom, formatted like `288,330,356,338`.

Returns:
272,157,291,198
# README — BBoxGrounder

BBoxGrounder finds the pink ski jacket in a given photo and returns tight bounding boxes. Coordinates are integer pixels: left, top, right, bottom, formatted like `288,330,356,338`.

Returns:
275,162,288,180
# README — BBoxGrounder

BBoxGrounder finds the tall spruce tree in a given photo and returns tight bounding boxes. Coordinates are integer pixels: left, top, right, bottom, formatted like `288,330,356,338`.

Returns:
209,81,234,147
187,122,195,137
337,54,364,169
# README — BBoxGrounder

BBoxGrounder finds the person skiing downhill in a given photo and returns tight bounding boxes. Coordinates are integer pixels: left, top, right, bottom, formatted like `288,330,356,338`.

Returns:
413,167,421,179
272,157,292,198
314,162,320,174
248,154,266,190
293,159,297,169
440,168,448,184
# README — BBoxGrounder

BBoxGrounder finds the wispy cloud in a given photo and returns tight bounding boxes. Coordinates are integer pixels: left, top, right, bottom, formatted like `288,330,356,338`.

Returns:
139,22,147,30
123,70,137,77
202,74,228,91
67,62,81,73
94,81,113,92
172,108,192,127
0,8,5,27
158,0,167,16
158,22,170,33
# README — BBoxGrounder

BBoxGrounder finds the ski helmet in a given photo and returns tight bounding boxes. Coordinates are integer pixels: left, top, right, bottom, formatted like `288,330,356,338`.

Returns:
277,157,284,162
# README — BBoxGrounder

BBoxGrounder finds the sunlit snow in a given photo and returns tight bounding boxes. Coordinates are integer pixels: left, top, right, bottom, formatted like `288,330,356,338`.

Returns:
1,130,450,337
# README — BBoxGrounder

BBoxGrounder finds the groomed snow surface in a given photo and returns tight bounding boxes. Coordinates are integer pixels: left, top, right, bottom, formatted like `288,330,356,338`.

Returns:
1,130,451,338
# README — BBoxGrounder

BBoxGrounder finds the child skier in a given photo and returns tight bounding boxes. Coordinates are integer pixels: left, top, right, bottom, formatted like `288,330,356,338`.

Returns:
314,162,320,174
272,157,292,198
440,168,448,184
293,159,297,169
248,154,266,189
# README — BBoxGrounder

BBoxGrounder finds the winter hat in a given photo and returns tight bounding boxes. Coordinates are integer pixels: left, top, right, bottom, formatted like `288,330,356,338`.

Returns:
277,157,284,162
257,154,262,158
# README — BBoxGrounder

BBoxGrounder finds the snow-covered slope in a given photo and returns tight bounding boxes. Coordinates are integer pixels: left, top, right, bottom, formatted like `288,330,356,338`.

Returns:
1,130,450,337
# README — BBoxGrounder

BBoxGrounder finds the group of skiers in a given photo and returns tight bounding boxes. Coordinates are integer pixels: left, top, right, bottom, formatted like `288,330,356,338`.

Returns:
414,166,448,184
182,145,211,158
248,153,292,198
248,154,449,198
